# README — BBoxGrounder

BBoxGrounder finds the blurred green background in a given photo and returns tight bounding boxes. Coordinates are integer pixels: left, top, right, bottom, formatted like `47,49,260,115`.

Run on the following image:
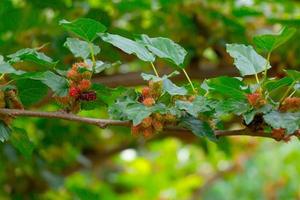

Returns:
1,0,300,199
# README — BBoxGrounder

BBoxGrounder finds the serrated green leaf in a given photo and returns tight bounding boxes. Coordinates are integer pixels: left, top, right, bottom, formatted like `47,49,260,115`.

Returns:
175,96,211,117
0,121,11,142
84,59,119,74
126,103,153,125
93,83,127,106
30,71,69,97
137,34,187,68
263,111,300,134
226,44,270,76
7,48,57,67
16,79,48,107
243,104,272,125
179,115,216,141
163,79,187,96
215,98,250,116
99,33,155,62
253,27,296,52
141,71,180,83
64,38,100,59
0,62,25,75
141,73,162,82
10,127,34,159
60,18,106,42
206,76,248,100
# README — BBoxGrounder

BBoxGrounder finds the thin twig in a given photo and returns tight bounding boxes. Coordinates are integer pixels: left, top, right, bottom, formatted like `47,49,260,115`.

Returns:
0,109,298,140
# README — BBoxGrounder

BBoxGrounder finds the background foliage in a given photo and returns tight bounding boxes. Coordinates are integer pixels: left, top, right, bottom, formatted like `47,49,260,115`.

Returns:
1,0,300,199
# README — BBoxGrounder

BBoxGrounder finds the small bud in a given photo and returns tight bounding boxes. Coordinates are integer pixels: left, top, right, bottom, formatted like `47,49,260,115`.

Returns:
69,87,80,98
152,120,163,132
82,71,92,79
67,69,79,80
188,95,196,102
143,127,154,138
149,80,163,99
246,92,265,108
5,90,23,109
280,97,300,112
78,79,91,92
141,87,151,97
141,117,152,128
153,113,163,121
72,62,88,70
164,114,176,123
143,97,155,107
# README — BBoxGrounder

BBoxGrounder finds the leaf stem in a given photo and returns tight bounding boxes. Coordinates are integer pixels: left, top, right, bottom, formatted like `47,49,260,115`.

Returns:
0,74,5,80
287,90,296,98
182,69,196,93
279,81,295,104
150,62,159,77
89,43,96,73
254,74,260,84
263,52,271,81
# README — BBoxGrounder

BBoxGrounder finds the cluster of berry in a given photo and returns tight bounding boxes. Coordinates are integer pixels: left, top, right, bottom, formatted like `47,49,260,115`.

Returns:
280,97,300,112
131,80,181,138
271,97,300,141
56,62,96,113
0,89,23,125
247,91,300,141
271,128,292,142
0,89,23,110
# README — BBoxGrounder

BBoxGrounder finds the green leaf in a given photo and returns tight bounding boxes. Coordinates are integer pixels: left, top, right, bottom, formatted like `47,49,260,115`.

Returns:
10,127,34,159
0,62,25,75
141,73,162,82
163,79,187,96
141,71,179,82
109,97,152,125
137,34,187,68
175,96,211,117
7,48,57,67
126,103,153,125
286,70,300,81
16,79,48,107
243,104,272,125
84,59,120,74
64,38,100,59
179,115,216,141
205,76,248,100
30,71,69,97
0,121,11,142
253,27,296,53
264,111,300,134
215,98,250,116
226,44,271,76
60,18,106,42
99,33,155,62
264,77,293,92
